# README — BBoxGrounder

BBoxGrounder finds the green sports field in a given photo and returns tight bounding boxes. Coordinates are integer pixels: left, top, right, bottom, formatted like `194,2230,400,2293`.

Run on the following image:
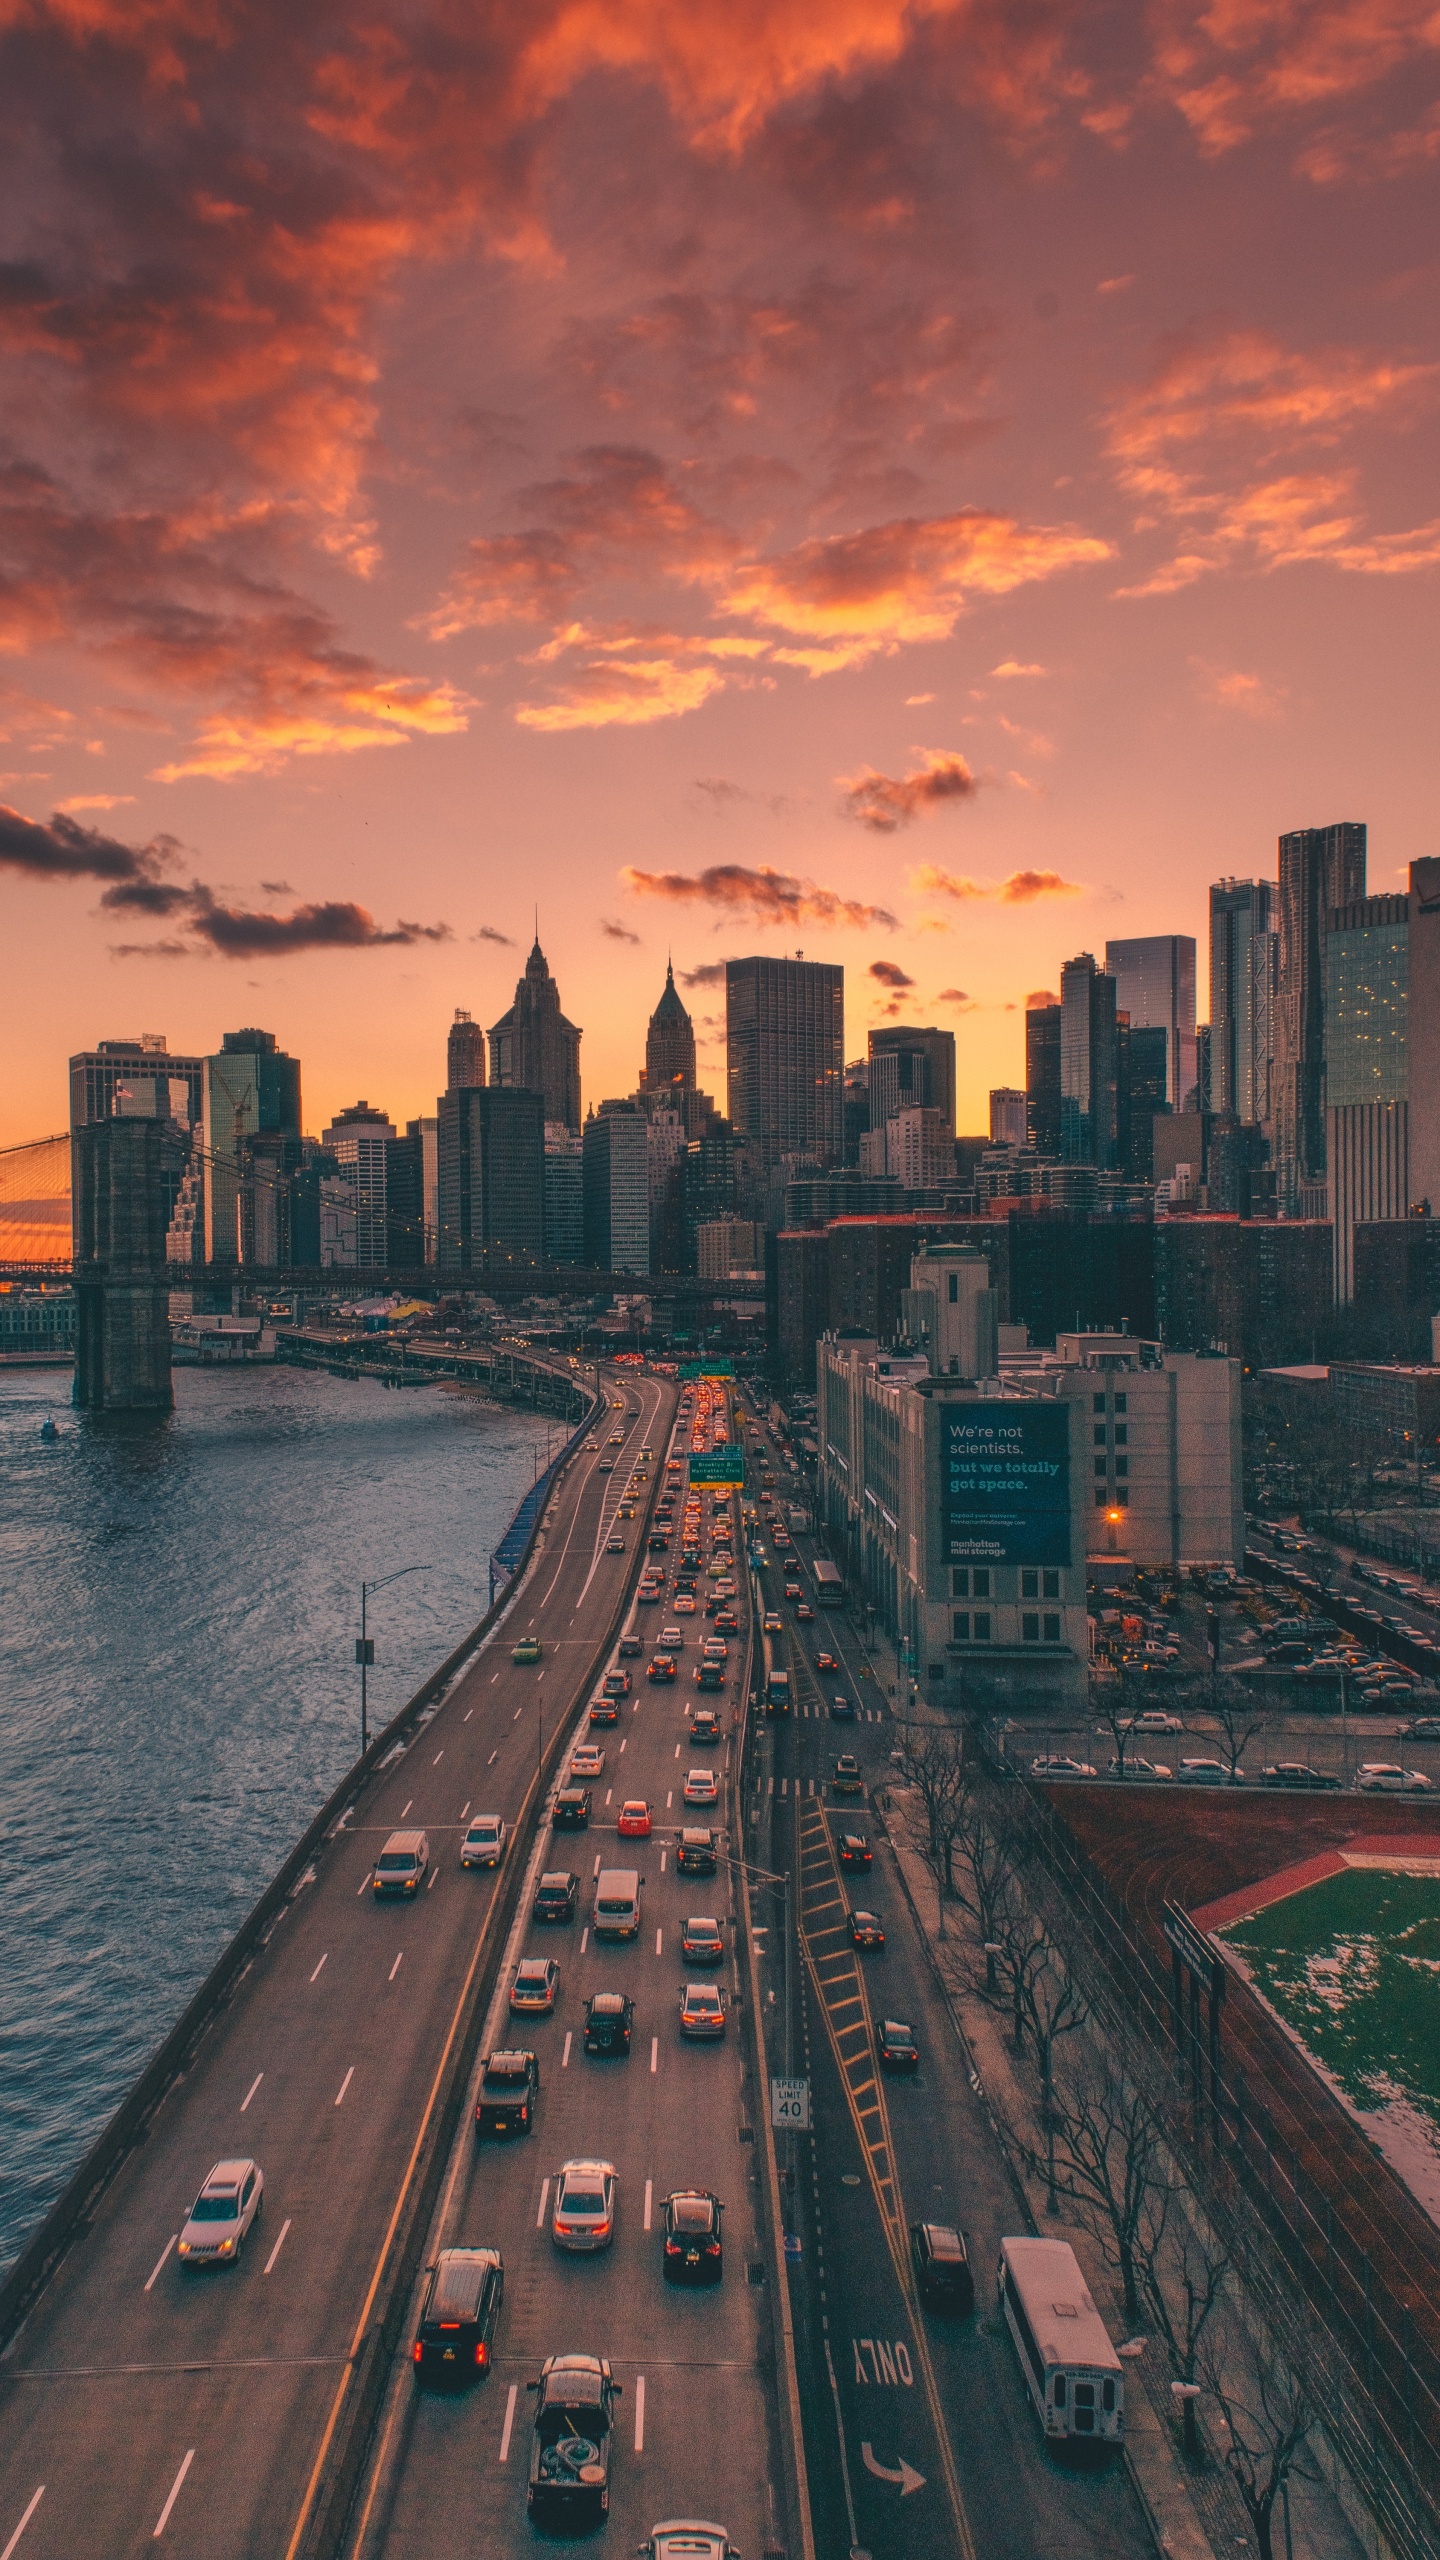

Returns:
1220,1865,1440,2216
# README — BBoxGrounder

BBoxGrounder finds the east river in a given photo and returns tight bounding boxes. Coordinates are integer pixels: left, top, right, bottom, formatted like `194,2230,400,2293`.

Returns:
0,1361,541,2274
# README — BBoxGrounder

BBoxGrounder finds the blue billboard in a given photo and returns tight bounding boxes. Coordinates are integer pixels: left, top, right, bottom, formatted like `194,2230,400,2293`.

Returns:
940,1402,1072,1568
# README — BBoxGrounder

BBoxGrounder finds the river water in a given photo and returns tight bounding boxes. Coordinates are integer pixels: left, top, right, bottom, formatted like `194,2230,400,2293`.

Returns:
0,1362,542,2275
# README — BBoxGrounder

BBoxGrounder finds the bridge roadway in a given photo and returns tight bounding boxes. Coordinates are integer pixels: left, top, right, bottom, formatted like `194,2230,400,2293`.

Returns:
0,1363,710,2560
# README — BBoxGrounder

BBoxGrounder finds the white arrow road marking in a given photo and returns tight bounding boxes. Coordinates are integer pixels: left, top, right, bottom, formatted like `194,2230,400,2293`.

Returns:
861,2444,926,2496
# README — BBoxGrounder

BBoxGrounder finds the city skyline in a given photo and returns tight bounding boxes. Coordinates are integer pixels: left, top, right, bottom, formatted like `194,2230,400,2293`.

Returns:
2,8,1436,1146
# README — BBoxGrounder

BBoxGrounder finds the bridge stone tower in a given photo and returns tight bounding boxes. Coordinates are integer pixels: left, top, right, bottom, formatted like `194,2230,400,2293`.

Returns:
72,1117,177,1411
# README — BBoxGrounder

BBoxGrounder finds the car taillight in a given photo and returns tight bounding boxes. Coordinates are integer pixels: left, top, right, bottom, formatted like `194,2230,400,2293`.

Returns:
413,2341,423,2362
665,2240,681,2254
474,2342,488,2365
706,2241,721,2254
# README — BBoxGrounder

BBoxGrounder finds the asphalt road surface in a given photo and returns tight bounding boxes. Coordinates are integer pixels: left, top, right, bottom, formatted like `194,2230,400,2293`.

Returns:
0,1365,674,2560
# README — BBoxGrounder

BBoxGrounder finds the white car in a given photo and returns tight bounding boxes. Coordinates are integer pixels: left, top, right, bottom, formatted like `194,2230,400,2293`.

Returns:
1030,1755,1096,1780
552,2158,617,2252
660,1626,686,1651
1120,1710,1185,1734
177,2157,264,2267
570,1745,605,1779
640,2526,742,2560
683,1767,719,1806
1176,1758,1243,1785
1356,1763,1434,1793
1108,1756,1173,1781
460,1816,507,1868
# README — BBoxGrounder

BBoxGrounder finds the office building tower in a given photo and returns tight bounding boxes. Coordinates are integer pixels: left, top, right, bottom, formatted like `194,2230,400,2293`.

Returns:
877,1105,954,1191
681,1121,738,1271
990,1088,1027,1147
543,1124,585,1267
725,956,843,1168
437,1087,545,1273
1025,1003,1062,1155
447,1008,485,1092
1154,1217,1332,1367
696,1217,763,1279
322,1102,397,1268
899,1244,998,1378
1117,1021,1169,1181
202,1030,302,1262
639,961,696,1095
842,1060,869,1167
69,1035,204,1133
1059,955,1119,1168
1209,879,1275,1124
408,1115,438,1263
386,1126,426,1267
1322,863,1440,1299
1105,936,1197,1109
868,1026,956,1135
1273,821,1367,1210
488,938,582,1131
583,1101,650,1273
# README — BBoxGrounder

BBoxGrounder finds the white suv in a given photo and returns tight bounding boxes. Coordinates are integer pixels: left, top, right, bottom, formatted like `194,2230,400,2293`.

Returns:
461,1816,507,1868
177,2157,264,2266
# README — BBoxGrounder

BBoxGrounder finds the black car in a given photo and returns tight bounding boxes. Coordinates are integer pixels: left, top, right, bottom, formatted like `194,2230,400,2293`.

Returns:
910,2221,973,2313
584,1991,634,2057
527,2355,621,2520
877,2017,919,2072
1260,1763,1343,1790
412,2247,504,2383
475,2049,539,2137
552,1786,592,1831
661,2189,724,2284
534,1870,579,1924
677,1826,717,1876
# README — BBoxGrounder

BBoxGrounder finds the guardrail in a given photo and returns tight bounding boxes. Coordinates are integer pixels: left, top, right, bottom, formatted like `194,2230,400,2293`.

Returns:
0,1364,602,2360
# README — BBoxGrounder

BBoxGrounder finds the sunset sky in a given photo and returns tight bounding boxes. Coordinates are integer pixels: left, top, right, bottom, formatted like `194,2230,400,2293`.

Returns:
2,0,1438,1146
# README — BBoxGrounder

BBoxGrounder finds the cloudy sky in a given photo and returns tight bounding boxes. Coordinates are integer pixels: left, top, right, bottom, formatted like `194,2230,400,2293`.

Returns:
2,0,1437,1144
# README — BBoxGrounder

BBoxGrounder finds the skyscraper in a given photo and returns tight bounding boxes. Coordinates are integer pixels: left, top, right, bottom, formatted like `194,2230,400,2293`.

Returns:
1325,889,1409,1299
202,1029,302,1261
725,956,843,1168
990,1088,1027,1147
583,1102,650,1273
447,1008,485,1091
488,938,582,1131
1059,955,1119,1168
543,1125,585,1266
437,1087,545,1273
1025,1002,1062,1154
867,1026,957,1135
322,1101,397,1268
1273,821,1367,1210
1105,935,1196,1110
639,961,696,1095
1210,879,1276,1124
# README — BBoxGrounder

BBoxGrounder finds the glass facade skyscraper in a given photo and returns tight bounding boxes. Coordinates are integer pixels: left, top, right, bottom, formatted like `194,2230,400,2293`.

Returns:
725,956,843,1168
1104,935,1196,1109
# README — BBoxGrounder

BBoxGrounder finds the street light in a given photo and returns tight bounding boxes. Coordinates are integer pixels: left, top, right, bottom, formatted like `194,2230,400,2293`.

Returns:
356,1563,432,1757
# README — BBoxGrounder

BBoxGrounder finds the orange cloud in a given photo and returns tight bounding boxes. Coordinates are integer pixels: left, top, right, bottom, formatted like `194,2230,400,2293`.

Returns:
840,748,979,831
517,655,724,731
912,863,1085,903
1191,659,1289,720
1141,0,1440,162
621,861,897,929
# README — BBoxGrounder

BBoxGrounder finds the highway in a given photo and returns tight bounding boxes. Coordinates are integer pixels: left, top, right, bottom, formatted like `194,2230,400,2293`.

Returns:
350,1378,777,2560
739,1399,1154,2560
0,1362,679,2560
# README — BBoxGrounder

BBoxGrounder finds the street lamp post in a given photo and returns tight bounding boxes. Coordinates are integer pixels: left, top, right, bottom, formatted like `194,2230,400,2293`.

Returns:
357,1563,432,1758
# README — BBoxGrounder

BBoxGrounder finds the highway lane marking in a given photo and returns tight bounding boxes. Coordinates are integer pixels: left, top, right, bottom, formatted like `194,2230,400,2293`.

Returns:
356,1878,369,1895
263,2218,292,2276
674,1741,681,1756
666,1792,673,1809
593,1855,602,1875
513,1706,523,1721
655,1928,663,1955
492,1672,501,1684
0,2488,43,2560
605,1789,612,1806
562,2031,572,2068
488,1750,498,1765
536,2179,550,2229
643,2179,653,2231
309,1954,328,1984
427,1867,439,1889
659,1851,666,1872
464,1707,474,1720
240,2073,263,2113
143,2238,176,2293
401,1801,412,1818
460,1800,470,1821
334,2067,355,2106
634,2374,646,2452
433,1749,444,1765
8,2356,346,2382
580,1927,589,1953
650,2037,659,2074
499,2383,518,2462
389,1953,403,1982
618,1736,626,1752
151,2449,194,2540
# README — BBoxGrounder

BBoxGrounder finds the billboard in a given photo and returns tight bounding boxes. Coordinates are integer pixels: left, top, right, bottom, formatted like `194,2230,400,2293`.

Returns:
940,1403,1071,1567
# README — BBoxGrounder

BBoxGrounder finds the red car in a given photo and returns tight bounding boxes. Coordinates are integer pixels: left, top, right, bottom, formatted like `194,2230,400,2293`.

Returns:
617,1800,652,1838
647,1655,677,1683
815,1652,839,1675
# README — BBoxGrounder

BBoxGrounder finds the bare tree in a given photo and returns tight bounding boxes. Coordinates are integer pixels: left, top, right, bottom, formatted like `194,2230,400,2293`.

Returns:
1207,1675,1268,1782
892,1719,972,1934
1044,2052,1168,2321
1141,2212,1231,2458
1015,1934,1090,2214
1199,2322,1315,2560
949,1797,1021,1964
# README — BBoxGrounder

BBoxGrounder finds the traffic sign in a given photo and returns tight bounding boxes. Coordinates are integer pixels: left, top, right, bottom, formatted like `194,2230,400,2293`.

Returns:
689,1451,745,1484
771,2076,811,2129
680,1358,734,1378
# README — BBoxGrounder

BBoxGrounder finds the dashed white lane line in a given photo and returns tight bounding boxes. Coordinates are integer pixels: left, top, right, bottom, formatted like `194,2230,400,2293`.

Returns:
643,2179,653,2232
334,2067,355,2107
650,2037,659,2074
674,1742,681,1758
263,2216,291,2276
499,2383,518,2463
463,1707,474,1721
401,1801,412,1819
143,2237,176,2293
488,1750,498,1766
492,1672,501,1684
309,1954,328,1984
433,1749,444,1766
389,1953,403,1983
536,2178,551,2230
579,1928,589,1954
660,1850,667,1874
593,1854,602,1876
634,2375,646,2453
562,2031,572,2068
240,2073,263,2113
0,2486,44,2560
152,2449,194,2540
605,1790,612,1807
618,1737,626,1753
666,1791,673,1810
427,1867,439,1890
460,1801,470,1822
655,1927,663,1956
512,1706,523,1721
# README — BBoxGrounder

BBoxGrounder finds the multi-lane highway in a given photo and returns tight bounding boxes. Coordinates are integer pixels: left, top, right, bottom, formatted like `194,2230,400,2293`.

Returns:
0,1363,694,2560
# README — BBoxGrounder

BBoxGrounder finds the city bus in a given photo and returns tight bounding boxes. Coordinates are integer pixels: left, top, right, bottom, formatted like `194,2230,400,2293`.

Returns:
997,2237,1123,2444
813,1560,843,1600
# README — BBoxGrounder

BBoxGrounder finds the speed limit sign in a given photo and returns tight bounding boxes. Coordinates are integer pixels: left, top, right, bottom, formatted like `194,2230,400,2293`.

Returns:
771,2077,812,2130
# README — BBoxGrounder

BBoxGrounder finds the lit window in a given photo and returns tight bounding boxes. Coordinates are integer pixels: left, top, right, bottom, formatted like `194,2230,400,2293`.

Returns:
1022,1612,1040,1643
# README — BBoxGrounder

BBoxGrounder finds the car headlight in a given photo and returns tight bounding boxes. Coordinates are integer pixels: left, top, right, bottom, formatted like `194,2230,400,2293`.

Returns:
177,2241,190,2256
219,2239,235,2255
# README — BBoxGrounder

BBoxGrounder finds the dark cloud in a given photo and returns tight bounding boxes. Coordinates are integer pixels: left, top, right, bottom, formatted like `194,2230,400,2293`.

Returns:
621,862,896,931
841,751,979,833
679,958,730,987
869,959,915,988
473,923,516,945
937,987,975,1008
173,894,452,958
1025,986,1059,1007
600,917,641,943
260,878,294,895
0,799,178,888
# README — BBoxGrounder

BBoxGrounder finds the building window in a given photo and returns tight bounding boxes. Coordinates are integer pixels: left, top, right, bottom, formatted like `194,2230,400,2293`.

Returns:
1114,1393,1127,1413
1094,1458,1107,1478
1021,1569,1039,1599
1093,1392,1105,1414
1042,1569,1060,1600
1095,1491,1110,1508
952,1610,969,1640
973,1612,991,1641
1022,1612,1040,1643
1115,1457,1128,1477
972,1568,991,1599
1118,1488,1130,1507
951,1567,969,1598
1114,1424,1128,1446
1043,1612,1061,1642
1093,1423,1107,1446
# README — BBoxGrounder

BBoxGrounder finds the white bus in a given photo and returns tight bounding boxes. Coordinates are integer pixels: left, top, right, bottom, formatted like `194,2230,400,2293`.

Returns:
997,2237,1123,2445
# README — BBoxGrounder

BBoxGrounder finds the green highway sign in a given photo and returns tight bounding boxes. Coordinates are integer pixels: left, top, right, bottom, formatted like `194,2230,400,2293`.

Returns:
688,1450,745,1484
680,1358,734,1379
